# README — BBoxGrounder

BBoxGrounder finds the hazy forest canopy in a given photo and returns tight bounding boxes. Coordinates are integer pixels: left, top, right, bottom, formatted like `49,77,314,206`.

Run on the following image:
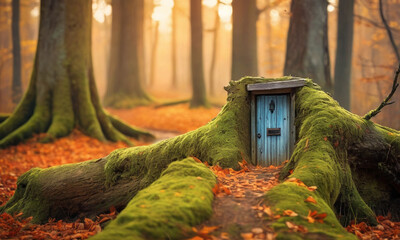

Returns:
1,0,400,239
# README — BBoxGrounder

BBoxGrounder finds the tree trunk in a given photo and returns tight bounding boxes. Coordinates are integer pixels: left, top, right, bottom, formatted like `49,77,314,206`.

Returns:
0,0,153,148
265,0,274,75
231,0,258,81
104,0,151,108
208,8,219,96
190,0,208,107
284,0,332,90
149,21,159,87
2,77,400,238
171,3,178,88
11,0,22,104
333,0,354,110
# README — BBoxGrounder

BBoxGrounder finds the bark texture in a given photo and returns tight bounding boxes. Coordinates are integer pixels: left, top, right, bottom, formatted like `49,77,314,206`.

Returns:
333,0,354,110
284,0,332,90
231,0,258,81
104,0,151,108
2,77,400,239
190,0,208,107
0,0,153,148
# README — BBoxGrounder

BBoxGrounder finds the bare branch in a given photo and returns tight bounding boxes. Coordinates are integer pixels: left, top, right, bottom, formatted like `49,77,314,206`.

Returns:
379,0,400,61
354,14,400,33
364,63,400,120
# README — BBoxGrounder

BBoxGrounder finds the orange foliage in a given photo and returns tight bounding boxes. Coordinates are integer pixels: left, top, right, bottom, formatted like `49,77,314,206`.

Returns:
107,104,220,133
0,105,220,239
0,207,116,239
0,130,138,206
346,216,400,240
304,196,317,204
307,210,327,224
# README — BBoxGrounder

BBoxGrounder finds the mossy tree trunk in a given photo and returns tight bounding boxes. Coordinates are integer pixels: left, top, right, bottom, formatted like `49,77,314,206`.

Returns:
0,0,153,148
104,0,151,108
190,0,208,108
2,77,400,239
231,0,258,81
284,0,332,91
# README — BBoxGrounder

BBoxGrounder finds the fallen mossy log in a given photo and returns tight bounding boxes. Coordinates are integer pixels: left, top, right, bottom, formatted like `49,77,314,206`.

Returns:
1,77,400,239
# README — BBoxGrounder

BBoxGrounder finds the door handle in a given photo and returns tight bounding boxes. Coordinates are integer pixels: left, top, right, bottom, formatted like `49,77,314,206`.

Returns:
257,133,261,138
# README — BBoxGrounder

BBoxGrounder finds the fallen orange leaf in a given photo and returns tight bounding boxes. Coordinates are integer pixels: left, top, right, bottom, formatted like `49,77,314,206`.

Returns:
305,196,317,204
263,206,273,216
283,210,298,217
307,186,318,191
191,156,202,163
307,210,327,223
240,232,254,239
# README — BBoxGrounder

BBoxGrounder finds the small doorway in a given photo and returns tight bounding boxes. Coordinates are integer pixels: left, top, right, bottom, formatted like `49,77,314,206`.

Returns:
248,78,306,166
256,94,290,166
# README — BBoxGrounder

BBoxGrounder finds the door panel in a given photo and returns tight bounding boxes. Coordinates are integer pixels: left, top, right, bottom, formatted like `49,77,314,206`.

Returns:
256,94,290,166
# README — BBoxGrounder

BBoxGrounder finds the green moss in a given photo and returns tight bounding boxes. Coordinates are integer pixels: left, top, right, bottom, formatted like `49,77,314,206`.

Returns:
91,158,216,240
0,113,9,123
4,77,395,239
103,77,294,188
264,82,380,239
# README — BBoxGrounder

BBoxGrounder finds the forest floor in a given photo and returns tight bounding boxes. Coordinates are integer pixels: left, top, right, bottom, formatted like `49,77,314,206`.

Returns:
0,103,399,239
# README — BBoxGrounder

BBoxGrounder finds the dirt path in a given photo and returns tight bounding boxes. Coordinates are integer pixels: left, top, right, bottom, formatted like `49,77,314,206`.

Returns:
191,163,282,240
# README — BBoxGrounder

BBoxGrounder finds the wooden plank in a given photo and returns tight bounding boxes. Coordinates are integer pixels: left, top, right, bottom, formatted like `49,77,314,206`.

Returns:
256,96,264,165
250,94,256,165
247,79,306,92
268,95,277,165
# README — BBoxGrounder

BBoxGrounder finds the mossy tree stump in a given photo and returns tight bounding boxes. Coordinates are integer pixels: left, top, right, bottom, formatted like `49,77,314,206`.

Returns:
1,77,400,239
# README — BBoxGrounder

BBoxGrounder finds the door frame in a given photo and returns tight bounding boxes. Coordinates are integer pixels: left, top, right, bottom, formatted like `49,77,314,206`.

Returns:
247,79,306,165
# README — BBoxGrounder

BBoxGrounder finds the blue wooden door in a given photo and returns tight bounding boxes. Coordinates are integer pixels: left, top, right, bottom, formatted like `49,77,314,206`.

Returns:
256,94,290,166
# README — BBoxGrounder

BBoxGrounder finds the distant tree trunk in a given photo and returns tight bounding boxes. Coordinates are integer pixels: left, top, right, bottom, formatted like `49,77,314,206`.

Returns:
104,0,151,108
231,0,258,81
284,0,332,90
265,0,274,75
171,3,178,88
209,8,219,96
334,0,354,110
11,0,22,104
149,21,159,87
0,0,152,148
190,0,208,107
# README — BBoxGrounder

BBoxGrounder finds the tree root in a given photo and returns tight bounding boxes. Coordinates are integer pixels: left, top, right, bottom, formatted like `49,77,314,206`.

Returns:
2,77,399,239
0,114,9,124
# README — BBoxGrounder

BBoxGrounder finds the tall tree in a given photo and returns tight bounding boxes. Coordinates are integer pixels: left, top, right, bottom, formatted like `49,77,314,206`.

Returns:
190,0,208,107
104,0,151,108
334,0,354,110
0,0,152,148
209,7,220,96
171,2,178,88
11,0,22,104
284,0,332,90
265,0,274,75
231,0,258,81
